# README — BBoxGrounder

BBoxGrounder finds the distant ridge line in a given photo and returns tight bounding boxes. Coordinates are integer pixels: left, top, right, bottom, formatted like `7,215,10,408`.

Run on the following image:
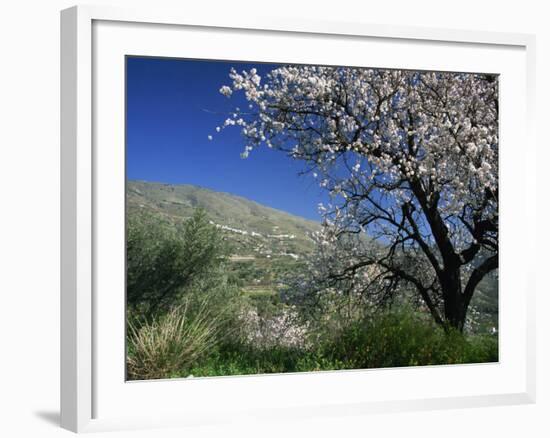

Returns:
127,179,321,225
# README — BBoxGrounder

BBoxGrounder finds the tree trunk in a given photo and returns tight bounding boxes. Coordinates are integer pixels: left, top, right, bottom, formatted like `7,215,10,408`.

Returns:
441,266,465,332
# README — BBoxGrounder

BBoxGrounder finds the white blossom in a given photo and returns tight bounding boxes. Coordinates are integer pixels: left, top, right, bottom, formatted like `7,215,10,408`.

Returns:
215,65,499,330
219,85,232,97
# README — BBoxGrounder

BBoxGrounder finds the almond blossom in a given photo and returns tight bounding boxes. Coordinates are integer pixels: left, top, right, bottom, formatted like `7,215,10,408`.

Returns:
214,65,498,332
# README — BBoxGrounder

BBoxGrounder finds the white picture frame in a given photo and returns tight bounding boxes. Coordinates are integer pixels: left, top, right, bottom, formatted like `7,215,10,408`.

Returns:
60,4,536,433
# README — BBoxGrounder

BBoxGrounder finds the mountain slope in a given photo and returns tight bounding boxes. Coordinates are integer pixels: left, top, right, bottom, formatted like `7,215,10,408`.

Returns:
127,180,321,264
128,180,319,234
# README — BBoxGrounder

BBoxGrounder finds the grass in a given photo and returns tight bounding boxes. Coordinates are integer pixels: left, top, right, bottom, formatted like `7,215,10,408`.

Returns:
127,299,227,380
241,286,277,297
166,308,498,379
179,343,345,377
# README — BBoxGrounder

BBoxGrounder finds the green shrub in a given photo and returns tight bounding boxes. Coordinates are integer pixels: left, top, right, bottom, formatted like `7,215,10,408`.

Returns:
127,208,228,318
127,299,227,380
319,307,498,368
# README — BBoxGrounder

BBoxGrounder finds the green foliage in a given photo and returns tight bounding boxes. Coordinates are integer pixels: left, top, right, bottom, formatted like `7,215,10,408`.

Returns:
127,208,228,318
184,343,344,377
318,307,498,369
126,207,247,379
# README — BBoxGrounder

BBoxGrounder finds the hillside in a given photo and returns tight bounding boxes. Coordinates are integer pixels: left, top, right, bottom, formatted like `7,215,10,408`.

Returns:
127,180,321,294
128,179,320,251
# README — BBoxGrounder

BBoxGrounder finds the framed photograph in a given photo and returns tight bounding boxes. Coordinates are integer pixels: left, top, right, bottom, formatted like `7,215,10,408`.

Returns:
61,5,536,433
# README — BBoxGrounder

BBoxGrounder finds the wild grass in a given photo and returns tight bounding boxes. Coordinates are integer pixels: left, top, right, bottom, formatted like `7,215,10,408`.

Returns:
127,298,227,380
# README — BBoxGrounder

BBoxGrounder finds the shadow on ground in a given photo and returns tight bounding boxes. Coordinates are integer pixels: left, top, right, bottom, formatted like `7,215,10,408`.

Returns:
34,410,60,427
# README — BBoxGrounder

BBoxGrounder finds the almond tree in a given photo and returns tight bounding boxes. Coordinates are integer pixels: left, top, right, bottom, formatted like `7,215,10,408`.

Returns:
214,65,498,331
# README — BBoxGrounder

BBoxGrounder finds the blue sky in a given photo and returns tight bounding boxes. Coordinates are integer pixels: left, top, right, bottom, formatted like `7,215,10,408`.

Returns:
126,56,326,221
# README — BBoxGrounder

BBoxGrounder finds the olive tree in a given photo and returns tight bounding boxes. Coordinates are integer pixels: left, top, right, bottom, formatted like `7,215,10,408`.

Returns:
127,208,228,318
